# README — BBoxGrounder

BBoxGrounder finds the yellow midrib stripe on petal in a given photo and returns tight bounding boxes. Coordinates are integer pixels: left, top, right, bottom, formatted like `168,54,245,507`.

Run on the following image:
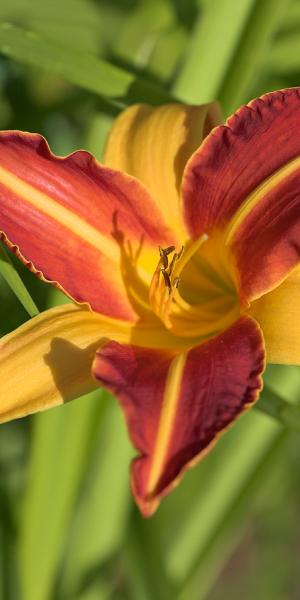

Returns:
225,155,300,244
0,165,119,262
147,351,187,495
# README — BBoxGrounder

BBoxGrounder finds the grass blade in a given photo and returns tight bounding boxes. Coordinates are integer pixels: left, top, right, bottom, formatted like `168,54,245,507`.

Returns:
0,243,38,317
0,23,172,106
178,426,288,600
265,31,300,74
124,512,175,600
172,0,256,103
19,391,108,600
219,0,290,114
256,385,300,430
163,410,281,583
59,401,132,599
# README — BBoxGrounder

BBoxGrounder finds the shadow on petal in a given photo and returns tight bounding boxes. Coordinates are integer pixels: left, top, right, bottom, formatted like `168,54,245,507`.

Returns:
44,337,106,403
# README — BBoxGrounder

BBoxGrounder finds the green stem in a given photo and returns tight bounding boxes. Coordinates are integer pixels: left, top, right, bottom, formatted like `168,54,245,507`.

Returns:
256,385,300,431
0,244,38,317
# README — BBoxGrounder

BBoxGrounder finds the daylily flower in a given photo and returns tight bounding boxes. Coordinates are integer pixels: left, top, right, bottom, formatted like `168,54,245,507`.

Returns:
0,88,300,516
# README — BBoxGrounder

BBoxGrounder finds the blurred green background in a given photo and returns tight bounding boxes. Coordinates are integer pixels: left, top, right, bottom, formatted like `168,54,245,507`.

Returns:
0,0,300,598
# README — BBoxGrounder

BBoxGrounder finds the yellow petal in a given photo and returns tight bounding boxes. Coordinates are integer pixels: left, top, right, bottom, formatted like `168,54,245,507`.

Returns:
104,102,221,238
0,303,191,423
249,265,300,365
0,304,126,422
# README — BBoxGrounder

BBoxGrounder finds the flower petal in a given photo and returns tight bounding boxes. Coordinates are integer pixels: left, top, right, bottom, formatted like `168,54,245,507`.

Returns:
0,132,176,321
104,103,221,238
0,304,129,423
182,88,300,300
93,316,265,516
0,304,190,424
250,265,300,365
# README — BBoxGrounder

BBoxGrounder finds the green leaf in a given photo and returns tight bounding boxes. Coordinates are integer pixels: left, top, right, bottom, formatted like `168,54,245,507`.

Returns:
265,31,300,73
255,385,300,430
112,0,175,70
124,512,175,600
219,0,290,114
59,401,132,599
84,113,114,161
19,391,108,600
0,0,117,54
151,366,300,599
0,243,38,317
75,579,112,600
0,23,172,106
162,410,281,584
172,0,256,103
178,425,288,600
148,25,187,82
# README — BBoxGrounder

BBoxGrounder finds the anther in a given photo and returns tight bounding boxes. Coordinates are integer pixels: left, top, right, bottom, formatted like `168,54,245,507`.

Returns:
159,246,168,269
164,245,175,255
174,277,180,289
161,268,171,291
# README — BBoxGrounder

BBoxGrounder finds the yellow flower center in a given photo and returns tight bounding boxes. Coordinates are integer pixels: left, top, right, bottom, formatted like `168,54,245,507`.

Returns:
149,232,240,340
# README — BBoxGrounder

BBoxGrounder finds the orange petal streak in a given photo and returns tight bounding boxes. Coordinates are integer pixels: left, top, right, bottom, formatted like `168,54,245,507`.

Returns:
0,132,176,320
93,316,265,516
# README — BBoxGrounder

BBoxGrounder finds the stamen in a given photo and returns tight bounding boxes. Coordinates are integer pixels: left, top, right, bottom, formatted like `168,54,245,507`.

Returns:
150,244,185,324
161,268,172,291
159,246,168,269
176,245,184,261
161,276,181,326
164,245,176,255
173,236,208,278
168,253,177,276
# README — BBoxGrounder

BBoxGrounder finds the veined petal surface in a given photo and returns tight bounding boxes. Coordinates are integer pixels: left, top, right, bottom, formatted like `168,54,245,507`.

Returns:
250,265,300,365
0,304,190,423
0,304,130,423
182,89,300,301
104,103,221,238
93,316,265,516
0,132,176,320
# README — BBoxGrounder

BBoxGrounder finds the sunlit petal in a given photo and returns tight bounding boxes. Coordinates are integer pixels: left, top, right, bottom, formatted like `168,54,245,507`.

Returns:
250,265,300,365
104,102,221,238
0,304,132,423
0,132,176,320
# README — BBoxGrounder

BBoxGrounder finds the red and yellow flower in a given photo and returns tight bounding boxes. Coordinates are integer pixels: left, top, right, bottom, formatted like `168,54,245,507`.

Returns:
0,89,300,516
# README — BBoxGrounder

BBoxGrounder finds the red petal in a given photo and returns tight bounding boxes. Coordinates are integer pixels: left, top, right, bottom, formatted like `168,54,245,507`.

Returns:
182,88,300,300
0,132,176,320
93,316,265,516
229,164,300,301
183,88,300,235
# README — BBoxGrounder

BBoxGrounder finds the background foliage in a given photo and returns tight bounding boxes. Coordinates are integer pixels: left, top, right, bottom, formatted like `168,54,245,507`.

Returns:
0,0,300,598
